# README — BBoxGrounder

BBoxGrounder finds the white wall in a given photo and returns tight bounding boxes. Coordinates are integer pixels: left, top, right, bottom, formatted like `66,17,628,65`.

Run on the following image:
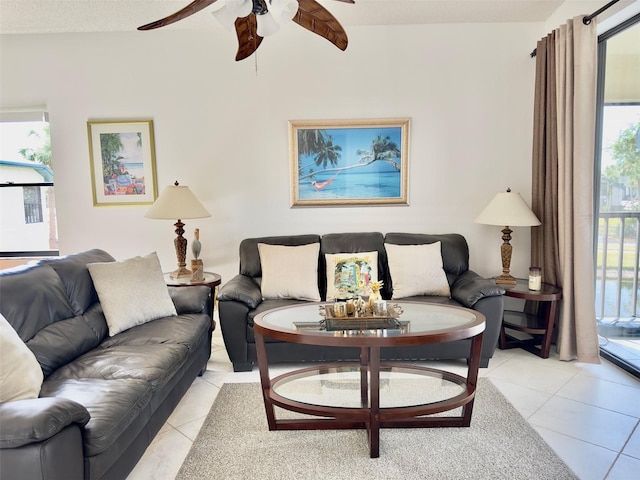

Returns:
0,21,544,285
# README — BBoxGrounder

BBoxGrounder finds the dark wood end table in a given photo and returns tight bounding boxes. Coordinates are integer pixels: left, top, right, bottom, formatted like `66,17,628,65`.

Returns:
499,278,562,358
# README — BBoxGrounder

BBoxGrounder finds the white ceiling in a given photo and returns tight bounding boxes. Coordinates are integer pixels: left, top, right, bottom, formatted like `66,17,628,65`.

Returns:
0,0,573,35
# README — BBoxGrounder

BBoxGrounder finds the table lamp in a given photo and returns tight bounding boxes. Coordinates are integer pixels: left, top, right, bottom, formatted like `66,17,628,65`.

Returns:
145,181,211,279
475,188,541,285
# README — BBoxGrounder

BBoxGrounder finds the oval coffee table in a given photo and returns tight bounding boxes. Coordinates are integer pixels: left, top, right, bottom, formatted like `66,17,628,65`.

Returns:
254,301,486,458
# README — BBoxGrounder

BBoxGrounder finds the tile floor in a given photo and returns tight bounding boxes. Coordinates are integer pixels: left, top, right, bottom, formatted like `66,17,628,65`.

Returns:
127,320,640,480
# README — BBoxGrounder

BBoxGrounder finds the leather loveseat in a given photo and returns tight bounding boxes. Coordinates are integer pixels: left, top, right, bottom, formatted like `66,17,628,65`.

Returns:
217,232,504,372
0,249,213,480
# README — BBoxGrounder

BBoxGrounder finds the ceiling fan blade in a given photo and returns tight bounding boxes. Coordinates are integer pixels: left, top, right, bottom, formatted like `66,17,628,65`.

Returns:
235,15,263,61
293,0,349,51
138,0,218,30
332,0,355,3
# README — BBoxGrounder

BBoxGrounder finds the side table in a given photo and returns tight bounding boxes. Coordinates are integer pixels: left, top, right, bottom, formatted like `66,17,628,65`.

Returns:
499,279,562,358
164,271,222,323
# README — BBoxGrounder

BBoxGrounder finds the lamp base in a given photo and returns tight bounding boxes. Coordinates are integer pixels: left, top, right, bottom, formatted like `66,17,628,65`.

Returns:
495,274,517,286
169,266,192,279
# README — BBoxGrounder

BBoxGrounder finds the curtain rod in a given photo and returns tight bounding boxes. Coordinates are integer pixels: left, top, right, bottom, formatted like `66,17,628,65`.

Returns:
529,0,622,57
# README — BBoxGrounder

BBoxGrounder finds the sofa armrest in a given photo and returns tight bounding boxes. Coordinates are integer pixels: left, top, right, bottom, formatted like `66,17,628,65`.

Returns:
217,275,262,309
451,270,505,308
0,397,90,448
168,285,211,315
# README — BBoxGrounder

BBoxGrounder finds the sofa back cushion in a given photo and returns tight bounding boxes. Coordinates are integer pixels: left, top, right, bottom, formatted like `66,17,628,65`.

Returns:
0,250,113,378
239,235,321,279
27,305,109,377
384,233,470,283
40,249,115,315
320,232,390,300
0,263,76,342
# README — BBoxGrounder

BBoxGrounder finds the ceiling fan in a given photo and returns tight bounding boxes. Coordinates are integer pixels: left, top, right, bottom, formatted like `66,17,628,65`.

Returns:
138,0,355,61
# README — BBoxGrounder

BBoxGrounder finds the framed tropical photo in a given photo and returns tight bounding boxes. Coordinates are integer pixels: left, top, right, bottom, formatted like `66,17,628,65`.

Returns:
290,118,409,206
88,119,159,206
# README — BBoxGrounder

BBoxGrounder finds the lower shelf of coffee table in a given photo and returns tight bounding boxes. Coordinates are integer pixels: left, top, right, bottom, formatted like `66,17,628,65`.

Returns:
271,363,469,410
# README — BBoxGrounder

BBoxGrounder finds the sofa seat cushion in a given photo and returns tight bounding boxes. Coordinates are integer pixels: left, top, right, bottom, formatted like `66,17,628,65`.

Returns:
47,344,188,391
40,378,152,457
100,314,210,352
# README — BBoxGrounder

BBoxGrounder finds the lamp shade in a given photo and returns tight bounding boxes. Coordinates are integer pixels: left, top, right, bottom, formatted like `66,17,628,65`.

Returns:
145,183,211,220
474,189,541,227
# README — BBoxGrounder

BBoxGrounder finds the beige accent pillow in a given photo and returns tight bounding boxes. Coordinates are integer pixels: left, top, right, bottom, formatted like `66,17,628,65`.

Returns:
88,252,177,336
258,243,321,301
385,242,451,298
0,314,44,402
325,251,378,301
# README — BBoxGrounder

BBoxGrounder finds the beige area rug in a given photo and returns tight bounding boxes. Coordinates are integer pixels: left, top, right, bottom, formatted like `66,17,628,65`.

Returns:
177,378,578,480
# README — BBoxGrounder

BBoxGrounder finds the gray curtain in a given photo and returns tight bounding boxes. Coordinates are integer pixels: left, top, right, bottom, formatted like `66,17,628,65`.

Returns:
531,16,600,363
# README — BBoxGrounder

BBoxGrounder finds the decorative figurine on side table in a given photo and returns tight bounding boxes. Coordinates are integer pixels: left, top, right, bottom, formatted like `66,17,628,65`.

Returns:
190,228,204,282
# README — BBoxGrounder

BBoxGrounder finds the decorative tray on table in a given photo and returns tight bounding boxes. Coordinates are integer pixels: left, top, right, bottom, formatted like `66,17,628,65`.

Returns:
319,303,405,331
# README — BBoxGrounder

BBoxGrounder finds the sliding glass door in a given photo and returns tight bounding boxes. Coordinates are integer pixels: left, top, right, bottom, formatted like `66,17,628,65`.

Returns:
595,14,640,377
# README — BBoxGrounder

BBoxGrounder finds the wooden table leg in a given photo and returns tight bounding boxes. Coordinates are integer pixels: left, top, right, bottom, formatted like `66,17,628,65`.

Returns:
255,331,277,430
360,347,369,407
499,319,507,349
462,332,483,425
539,300,558,358
368,346,380,458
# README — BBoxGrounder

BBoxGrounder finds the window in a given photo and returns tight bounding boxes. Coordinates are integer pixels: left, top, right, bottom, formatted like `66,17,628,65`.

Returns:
0,110,59,257
23,186,43,224
594,14,640,377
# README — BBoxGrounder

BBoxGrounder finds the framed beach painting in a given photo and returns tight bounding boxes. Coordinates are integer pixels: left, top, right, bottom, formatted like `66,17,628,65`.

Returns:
88,119,159,206
290,118,409,207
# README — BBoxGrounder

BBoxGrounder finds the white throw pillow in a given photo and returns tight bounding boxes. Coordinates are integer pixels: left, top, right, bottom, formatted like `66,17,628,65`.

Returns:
88,252,177,336
258,243,321,301
0,314,44,402
325,251,378,301
385,242,451,298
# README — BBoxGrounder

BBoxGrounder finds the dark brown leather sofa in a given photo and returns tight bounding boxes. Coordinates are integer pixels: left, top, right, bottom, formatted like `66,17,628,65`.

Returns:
0,249,213,480
217,232,505,372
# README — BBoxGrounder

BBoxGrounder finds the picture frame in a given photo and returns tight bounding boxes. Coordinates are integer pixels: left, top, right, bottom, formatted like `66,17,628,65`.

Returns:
290,118,409,207
88,119,159,206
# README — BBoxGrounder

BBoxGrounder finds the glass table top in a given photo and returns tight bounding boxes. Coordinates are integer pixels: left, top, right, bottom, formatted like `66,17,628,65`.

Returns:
256,301,482,338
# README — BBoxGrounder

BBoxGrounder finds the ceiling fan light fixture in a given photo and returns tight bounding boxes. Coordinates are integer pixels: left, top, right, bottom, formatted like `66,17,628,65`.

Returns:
257,11,280,36
211,6,237,32
226,0,253,18
269,0,299,24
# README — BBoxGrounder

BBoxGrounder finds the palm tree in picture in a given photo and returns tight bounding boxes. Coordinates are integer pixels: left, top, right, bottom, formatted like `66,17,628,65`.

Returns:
312,134,342,169
357,134,401,170
99,133,125,179
298,129,326,157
